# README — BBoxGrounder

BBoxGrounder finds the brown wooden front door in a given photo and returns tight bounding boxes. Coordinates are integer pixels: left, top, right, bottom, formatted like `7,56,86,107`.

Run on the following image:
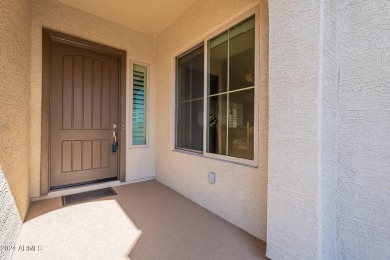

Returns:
48,37,122,189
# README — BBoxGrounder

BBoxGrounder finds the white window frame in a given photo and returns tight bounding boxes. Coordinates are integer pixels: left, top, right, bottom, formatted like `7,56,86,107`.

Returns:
129,60,150,149
172,6,260,167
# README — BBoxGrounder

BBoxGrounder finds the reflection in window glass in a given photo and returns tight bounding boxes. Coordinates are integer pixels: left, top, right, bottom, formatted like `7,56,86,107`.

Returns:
208,31,228,95
208,94,227,155
229,17,255,91
228,89,254,159
176,45,204,152
207,15,255,160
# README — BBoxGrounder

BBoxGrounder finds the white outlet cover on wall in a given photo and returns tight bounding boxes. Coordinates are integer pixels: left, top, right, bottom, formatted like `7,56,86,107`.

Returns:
208,172,216,184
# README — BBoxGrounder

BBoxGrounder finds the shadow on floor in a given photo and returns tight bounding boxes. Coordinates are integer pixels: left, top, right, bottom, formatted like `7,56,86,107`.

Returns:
21,180,267,259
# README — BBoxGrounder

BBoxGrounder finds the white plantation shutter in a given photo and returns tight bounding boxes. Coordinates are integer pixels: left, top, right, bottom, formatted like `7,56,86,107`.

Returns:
132,64,147,145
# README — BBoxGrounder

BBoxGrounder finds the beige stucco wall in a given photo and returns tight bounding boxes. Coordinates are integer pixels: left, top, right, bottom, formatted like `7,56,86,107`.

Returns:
30,0,157,198
337,1,390,258
267,1,321,259
268,1,390,259
0,0,31,219
320,0,338,259
155,0,269,240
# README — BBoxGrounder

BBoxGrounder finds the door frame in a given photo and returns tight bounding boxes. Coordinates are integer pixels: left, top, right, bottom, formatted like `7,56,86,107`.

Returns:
41,28,127,196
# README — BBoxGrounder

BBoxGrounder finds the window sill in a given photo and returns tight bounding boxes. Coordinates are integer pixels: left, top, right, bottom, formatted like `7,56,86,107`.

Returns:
172,149,258,168
173,148,203,157
204,152,258,168
129,145,149,149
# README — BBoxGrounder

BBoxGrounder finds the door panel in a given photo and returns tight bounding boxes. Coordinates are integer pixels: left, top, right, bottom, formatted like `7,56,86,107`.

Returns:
50,41,120,188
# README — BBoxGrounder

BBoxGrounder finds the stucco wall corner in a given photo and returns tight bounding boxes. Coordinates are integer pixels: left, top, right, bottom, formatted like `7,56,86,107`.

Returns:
0,0,32,219
267,0,321,259
0,168,23,260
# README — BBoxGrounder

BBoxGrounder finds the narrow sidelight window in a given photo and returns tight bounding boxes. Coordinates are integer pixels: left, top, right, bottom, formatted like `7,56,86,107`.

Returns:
176,45,204,152
132,64,147,146
207,15,255,160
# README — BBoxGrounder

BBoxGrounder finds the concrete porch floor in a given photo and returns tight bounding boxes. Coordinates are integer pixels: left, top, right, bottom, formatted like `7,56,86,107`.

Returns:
16,180,267,259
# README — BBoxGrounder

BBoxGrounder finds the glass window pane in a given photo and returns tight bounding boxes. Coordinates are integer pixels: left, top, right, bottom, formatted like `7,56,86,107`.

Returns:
229,16,255,91
206,15,256,161
207,94,227,155
176,45,204,152
227,89,254,160
208,31,228,95
191,47,204,100
177,102,191,149
191,99,204,151
178,57,191,102
132,64,147,146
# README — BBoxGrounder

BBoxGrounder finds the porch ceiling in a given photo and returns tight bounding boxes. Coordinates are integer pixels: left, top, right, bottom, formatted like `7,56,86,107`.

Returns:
57,0,197,36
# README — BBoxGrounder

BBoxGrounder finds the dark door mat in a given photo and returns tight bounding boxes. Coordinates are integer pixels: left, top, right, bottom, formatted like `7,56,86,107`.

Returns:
62,187,117,206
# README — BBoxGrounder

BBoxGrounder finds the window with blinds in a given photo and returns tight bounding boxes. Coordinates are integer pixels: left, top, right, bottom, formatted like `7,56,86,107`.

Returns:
132,64,147,146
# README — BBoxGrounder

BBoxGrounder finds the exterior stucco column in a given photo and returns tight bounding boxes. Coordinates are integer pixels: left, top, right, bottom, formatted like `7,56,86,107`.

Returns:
267,1,338,259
